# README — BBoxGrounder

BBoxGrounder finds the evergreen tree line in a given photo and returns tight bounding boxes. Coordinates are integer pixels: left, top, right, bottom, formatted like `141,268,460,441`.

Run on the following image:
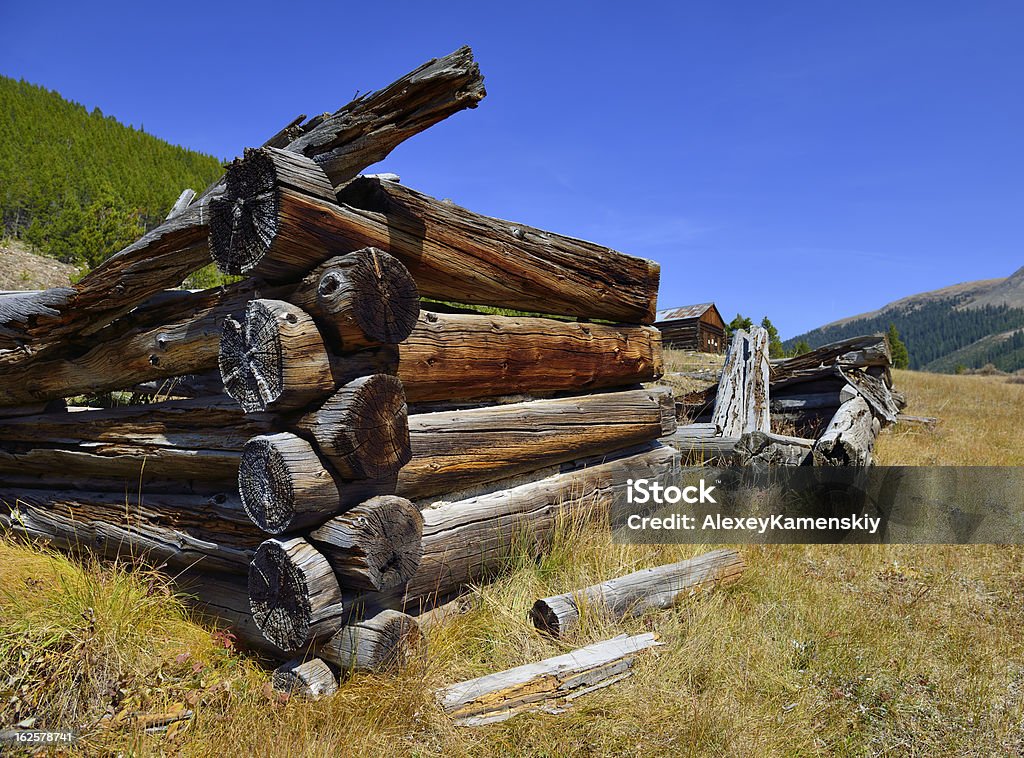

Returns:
782,298,1024,372
0,76,224,269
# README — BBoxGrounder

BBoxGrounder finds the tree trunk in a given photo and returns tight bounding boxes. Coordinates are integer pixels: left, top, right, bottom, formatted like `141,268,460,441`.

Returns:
318,609,422,672
249,537,347,652
208,151,659,323
436,633,662,726
0,46,484,347
308,496,424,592
711,327,770,437
812,396,881,466
530,548,745,637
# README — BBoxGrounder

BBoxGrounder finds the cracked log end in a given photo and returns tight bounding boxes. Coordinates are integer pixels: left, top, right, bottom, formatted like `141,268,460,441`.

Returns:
239,433,341,534
249,537,344,651
209,148,281,275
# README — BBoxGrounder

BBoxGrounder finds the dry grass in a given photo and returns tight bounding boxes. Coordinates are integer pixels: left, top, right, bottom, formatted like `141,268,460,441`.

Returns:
2,367,1023,755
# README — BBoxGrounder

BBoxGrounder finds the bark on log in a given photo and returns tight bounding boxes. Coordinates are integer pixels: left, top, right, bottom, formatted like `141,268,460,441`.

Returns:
308,496,424,592
287,249,420,351
733,431,815,467
318,609,422,672
397,388,676,501
0,489,260,574
530,548,745,637
220,299,335,413
436,633,663,726
249,537,347,651
812,396,881,467
209,151,659,322
272,658,339,698
0,47,484,347
295,375,412,480
711,327,770,437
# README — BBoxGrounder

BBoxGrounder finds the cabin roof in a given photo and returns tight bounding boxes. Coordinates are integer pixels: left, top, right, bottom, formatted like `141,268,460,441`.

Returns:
655,303,717,322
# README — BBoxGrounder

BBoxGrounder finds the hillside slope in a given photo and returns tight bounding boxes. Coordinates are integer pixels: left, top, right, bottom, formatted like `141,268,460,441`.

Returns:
784,267,1024,372
0,76,223,268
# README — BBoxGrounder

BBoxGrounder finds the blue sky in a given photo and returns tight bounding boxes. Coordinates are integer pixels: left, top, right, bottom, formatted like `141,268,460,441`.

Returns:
2,1,1022,337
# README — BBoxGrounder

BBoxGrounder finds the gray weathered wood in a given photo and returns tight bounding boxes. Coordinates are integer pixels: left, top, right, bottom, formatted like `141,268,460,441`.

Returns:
272,658,339,698
530,549,745,637
711,327,770,437
733,430,815,467
319,609,422,672
659,423,739,464
812,396,881,467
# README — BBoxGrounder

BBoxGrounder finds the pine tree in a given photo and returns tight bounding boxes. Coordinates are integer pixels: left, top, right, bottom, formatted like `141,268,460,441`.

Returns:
791,340,811,356
760,316,784,358
726,314,753,338
887,323,910,369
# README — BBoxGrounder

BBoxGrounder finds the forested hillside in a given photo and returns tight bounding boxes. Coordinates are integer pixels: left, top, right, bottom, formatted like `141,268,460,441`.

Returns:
0,76,223,268
784,297,1024,373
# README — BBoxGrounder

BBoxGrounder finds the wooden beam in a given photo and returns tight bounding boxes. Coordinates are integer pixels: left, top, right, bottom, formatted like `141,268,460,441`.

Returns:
711,327,770,437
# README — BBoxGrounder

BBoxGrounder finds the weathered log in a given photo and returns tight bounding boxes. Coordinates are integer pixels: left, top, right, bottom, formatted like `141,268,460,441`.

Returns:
287,249,420,351
659,423,739,464
249,537,347,651
711,327,770,437
839,368,900,425
773,334,891,380
397,388,676,501
399,444,680,606
319,609,422,672
308,496,424,592
295,375,411,480
239,433,341,533
530,549,745,637
1,47,484,347
272,658,339,698
812,396,881,467
209,151,659,322
220,299,335,413
0,489,260,573
436,633,663,726
733,431,815,467
165,189,197,221
769,392,841,412
176,573,288,657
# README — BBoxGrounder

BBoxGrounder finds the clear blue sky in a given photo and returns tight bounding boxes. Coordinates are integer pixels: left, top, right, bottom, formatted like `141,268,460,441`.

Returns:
2,1,1022,337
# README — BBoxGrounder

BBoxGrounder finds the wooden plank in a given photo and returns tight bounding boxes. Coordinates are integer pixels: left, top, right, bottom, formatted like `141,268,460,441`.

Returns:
711,327,770,437
436,633,663,726
530,549,745,637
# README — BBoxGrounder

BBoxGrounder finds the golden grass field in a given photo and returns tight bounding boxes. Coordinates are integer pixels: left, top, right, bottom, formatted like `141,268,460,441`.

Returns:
1,366,1022,756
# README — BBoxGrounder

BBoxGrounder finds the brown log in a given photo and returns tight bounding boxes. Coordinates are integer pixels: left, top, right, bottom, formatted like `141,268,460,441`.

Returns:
1,47,484,347
287,248,420,351
530,548,745,637
219,299,335,413
208,150,659,323
711,327,771,437
295,374,411,480
249,537,347,651
308,496,424,592
319,609,422,672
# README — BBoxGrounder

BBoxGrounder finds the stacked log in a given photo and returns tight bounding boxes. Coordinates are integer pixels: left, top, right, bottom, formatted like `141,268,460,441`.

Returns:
0,45,677,671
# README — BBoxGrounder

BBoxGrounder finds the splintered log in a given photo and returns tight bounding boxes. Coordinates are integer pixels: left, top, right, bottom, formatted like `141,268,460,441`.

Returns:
220,299,335,413
711,327,770,437
400,444,680,606
437,633,663,726
0,489,260,573
272,658,339,698
249,537,347,651
287,249,420,351
308,496,424,592
773,334,891,380
209,151,659,323
319,610,422,672
239,434,341,534
660,423,739,464
397,388,676,501
295,375,412,480
812,396,881,467
1,47,484,347
839,368,899,425
733,431,815,467
530,549,745,637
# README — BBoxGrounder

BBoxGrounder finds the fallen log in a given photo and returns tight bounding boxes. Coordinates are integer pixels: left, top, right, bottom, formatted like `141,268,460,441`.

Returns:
436,633,663,726
711,327,770,437
659,423,738,464
308,496,424,592
733,430,815,467
318,609,422,672
530,548,745,637
208,150,659,323
272,658,339,699
0,47,484,347
773,334,891,380
812,396,880,467
249,537,347,651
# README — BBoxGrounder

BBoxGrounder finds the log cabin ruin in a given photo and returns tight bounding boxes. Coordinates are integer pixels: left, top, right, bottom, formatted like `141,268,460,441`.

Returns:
0,47,904,700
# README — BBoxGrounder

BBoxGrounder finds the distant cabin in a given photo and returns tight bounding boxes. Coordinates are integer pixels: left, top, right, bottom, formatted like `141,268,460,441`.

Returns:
655,303,726,353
